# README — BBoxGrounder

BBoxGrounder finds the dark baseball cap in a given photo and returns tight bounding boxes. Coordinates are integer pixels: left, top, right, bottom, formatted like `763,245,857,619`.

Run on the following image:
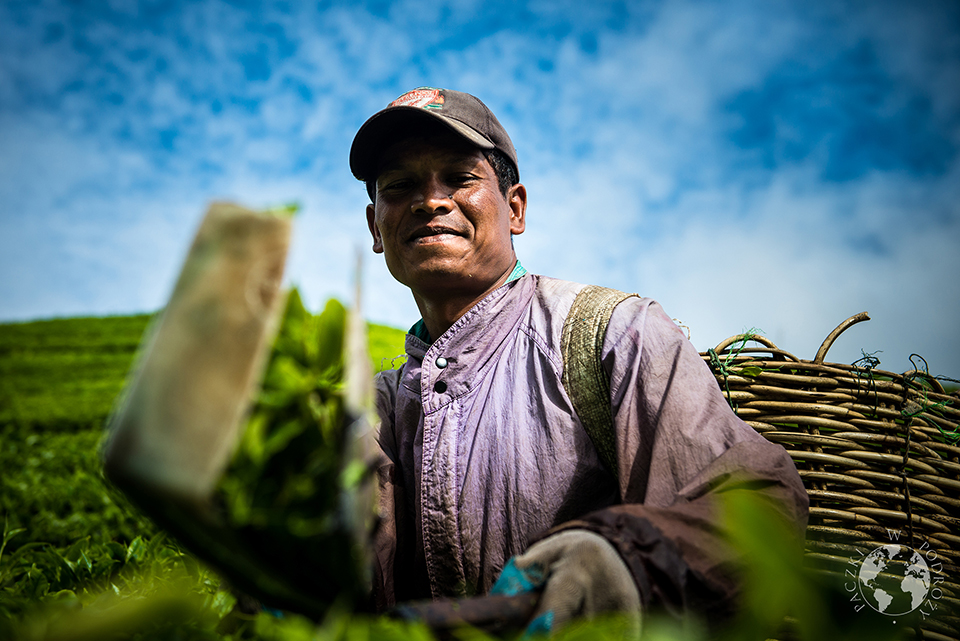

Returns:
349,87,519,182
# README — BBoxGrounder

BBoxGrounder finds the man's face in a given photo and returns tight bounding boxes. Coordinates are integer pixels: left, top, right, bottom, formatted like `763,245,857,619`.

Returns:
365,134,526,300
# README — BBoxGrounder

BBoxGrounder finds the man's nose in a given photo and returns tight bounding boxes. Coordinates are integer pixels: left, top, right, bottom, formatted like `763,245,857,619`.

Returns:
413,177,452,214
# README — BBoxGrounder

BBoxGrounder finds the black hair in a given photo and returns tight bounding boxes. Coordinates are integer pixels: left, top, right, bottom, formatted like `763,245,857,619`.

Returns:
364,147,518,203
484,148,519,198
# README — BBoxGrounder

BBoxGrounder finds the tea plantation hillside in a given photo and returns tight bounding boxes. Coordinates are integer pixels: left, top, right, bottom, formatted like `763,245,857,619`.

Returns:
0,310,411,640
0,315,153,432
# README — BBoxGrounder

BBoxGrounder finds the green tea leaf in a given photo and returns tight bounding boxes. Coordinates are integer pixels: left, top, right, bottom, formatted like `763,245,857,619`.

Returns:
262,355,312,396
316,298,347,373
125,536,145,564
262,201,301,217
263,418,308,459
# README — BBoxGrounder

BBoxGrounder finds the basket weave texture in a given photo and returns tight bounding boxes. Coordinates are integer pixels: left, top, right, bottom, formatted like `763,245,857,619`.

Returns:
700,313,960,640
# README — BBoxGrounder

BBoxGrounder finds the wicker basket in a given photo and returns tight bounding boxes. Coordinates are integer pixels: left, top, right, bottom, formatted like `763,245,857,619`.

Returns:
701,312,960,640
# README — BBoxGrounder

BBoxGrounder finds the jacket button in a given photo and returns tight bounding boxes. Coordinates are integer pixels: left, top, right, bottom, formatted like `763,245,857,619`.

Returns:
434,381,447,393
435,357,448,369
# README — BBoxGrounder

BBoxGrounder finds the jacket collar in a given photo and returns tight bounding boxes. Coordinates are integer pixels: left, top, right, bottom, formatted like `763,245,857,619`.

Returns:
404,273,537,412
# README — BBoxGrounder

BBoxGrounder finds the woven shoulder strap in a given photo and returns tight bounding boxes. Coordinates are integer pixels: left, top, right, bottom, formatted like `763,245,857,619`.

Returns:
560,285,639,479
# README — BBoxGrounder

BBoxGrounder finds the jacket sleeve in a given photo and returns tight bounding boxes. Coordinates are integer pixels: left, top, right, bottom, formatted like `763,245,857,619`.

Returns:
372,368,401,611
545,299,809,625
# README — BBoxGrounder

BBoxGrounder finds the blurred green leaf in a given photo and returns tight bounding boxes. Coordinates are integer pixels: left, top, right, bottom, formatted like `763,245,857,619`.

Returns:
262,202,302,217
239,411,270,466
719,490,810,638
316,298,347,373
262,418,308,459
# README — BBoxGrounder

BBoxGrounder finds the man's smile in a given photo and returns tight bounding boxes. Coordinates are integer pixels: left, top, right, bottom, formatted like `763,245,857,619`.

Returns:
407,225,464,244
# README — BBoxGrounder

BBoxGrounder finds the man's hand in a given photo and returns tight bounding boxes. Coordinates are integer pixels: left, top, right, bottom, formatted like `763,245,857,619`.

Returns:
491,530,641,636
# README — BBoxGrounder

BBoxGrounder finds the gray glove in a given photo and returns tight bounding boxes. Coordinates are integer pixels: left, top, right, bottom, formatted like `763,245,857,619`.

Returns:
491,529,641,636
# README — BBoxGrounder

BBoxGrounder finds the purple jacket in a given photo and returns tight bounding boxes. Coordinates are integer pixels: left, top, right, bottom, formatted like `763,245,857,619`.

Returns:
373,274,808,620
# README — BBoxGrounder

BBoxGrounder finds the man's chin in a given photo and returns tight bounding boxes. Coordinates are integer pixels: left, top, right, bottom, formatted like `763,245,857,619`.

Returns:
404,265,482,294
408,265,469,286
399,246,467,275
406,263,518,300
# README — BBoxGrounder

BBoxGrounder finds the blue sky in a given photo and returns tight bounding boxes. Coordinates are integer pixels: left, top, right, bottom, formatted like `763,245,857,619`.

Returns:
2,0,959,379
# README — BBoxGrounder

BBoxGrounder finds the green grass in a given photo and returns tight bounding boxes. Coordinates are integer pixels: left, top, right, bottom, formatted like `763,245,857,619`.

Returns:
0,315,152,430
0,313,407,431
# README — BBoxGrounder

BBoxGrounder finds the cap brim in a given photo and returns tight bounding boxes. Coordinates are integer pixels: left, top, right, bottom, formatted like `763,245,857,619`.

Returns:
350,106,495,181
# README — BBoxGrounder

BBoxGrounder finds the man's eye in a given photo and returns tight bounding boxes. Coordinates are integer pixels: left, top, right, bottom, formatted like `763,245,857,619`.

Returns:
380,180,411,193
448,173,476,185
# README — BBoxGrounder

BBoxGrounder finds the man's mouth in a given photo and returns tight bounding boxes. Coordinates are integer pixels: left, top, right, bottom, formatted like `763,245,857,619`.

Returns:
408,226,461,243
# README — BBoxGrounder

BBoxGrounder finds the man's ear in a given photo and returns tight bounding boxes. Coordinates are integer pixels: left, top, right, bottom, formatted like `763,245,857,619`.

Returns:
507,183,527,236
366,204,384,254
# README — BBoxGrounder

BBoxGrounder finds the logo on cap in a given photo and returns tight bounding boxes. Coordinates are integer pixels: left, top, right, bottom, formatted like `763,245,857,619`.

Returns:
389,87,444,110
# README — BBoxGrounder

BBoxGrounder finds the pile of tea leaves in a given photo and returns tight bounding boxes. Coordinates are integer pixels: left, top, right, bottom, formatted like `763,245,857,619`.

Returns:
211,289,373,614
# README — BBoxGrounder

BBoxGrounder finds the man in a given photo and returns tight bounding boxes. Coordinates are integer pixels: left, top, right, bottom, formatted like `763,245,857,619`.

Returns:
350,87,809,632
